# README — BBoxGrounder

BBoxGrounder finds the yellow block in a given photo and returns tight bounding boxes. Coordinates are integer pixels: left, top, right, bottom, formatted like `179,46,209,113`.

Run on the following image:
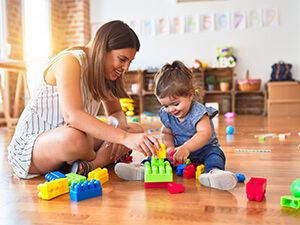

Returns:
154,143,166,159
37,178,69,200
195,165,205,179
87,167,109,185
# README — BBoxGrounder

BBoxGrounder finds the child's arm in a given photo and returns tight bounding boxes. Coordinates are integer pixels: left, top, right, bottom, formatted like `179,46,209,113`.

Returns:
174,114,212,164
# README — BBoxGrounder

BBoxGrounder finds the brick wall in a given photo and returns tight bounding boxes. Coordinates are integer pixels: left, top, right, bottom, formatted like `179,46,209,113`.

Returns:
6,0,24,116
4,0,91,121
51,0,91,56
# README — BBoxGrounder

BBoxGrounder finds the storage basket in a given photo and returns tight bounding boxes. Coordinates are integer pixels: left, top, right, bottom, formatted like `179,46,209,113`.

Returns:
236,70,261,91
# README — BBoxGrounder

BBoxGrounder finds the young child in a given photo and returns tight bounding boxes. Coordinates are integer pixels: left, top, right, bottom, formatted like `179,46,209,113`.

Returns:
154,60,237,190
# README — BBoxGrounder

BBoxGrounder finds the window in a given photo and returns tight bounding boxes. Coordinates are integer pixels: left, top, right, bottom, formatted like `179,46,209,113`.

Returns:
0,0,7,106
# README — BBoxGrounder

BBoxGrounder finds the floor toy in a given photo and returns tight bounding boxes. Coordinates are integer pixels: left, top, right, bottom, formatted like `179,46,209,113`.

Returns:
235,173,246,182
195,165,205,179
183,164,195,179
38,178,69,200
291,179,300,197
45,171,67,182
226,125,235,134
121,155,133,163
144,182,171,189
144,160,173,183
66,173,86,187
281,196,300,209
168,183,185,194
70,179,102,202
246,177,267,202
87,167,109,185
235,149,271,153
176,159,192,176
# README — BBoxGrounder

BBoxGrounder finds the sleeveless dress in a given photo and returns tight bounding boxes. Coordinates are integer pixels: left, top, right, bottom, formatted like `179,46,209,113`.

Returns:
7,50,101,179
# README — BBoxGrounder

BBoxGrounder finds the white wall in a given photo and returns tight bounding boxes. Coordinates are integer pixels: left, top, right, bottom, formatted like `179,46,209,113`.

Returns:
90,0,300,86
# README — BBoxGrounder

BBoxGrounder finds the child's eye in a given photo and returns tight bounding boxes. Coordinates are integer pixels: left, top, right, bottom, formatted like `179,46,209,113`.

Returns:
174,103,179,106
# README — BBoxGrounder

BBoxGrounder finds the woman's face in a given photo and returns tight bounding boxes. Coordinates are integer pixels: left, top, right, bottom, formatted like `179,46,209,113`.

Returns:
104,48,137,81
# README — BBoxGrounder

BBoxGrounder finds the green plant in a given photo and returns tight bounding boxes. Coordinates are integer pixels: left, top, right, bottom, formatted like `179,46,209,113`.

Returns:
206,75,217,85
220,77,230,83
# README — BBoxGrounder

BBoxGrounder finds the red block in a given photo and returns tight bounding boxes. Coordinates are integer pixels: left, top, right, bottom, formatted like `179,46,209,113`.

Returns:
144,182,171,189
168,183,185,194
246,177,267,202
183,164,195,179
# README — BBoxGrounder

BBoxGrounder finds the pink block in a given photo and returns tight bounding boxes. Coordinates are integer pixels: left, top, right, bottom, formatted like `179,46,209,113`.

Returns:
168,183,185,194
246,177,267,202
144,182,171,189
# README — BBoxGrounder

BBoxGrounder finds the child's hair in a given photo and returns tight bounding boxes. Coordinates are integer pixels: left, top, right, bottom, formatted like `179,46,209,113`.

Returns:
154,60,195,99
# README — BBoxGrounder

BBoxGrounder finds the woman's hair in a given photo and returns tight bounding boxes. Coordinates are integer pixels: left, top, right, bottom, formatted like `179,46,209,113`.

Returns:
68,20,140,101
154,60,195,99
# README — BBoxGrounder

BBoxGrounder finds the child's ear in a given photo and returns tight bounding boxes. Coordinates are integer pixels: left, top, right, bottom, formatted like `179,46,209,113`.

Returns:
188,90,194,100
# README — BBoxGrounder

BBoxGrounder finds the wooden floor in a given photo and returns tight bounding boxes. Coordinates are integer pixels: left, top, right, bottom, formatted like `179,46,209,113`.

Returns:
0,115,300,225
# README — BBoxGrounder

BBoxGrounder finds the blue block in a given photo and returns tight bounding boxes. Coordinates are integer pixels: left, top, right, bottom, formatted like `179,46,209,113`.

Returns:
235,173,246,182
45,171,67,182
177,164,188,176
70,179,103,202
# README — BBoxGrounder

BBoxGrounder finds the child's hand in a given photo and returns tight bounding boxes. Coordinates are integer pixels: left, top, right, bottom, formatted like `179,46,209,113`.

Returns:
124,133,160,158
173,146,190,164
166,147,175,162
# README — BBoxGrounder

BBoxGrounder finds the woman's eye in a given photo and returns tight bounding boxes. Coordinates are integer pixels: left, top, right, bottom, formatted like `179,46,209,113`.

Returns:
119,58,125,62
174,103,179,106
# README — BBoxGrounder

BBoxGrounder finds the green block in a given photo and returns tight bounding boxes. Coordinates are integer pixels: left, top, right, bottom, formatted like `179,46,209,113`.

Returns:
281,196,300,209
144,161,173,183
66,173,86,187
151,157,165,167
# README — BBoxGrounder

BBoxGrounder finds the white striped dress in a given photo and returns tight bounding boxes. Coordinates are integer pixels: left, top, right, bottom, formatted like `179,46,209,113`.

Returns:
7,50,101,179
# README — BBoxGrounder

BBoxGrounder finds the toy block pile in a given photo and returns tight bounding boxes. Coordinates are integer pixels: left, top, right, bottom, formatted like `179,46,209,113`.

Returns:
281,179,300,209
37,167,109,202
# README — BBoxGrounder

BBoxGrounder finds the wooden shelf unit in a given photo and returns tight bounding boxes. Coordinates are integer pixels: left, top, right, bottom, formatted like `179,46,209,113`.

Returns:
99,67,267,116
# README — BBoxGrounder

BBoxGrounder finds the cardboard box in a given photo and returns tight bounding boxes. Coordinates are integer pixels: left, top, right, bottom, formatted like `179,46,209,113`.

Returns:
267,81,300,117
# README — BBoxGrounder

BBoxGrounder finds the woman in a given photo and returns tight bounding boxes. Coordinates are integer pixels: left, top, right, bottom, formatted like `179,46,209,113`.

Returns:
8,20,160,179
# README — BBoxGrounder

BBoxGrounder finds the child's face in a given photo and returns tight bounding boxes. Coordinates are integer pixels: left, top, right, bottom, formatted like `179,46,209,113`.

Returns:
158,92,193,122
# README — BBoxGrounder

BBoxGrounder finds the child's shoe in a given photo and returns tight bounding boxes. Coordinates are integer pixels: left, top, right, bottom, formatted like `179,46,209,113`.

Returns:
114,162,144,181
199,170,237,190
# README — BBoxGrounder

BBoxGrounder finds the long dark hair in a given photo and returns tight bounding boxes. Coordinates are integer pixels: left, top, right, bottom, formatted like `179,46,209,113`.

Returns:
84,20,140,101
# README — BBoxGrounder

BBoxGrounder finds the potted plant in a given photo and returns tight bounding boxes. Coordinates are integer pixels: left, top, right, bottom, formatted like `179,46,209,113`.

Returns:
206,75,217,91
219,77,231,91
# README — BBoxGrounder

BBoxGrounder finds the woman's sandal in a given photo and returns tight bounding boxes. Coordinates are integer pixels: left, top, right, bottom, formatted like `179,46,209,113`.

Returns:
70,160,95,176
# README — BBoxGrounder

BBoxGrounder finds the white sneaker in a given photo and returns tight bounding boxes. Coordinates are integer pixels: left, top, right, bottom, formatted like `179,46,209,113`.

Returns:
114,162,144,181
199,170,237,190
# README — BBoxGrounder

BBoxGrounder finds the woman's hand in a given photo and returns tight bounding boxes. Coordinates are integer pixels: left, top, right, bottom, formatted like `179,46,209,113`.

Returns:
173,146,190,164
124,133,160,158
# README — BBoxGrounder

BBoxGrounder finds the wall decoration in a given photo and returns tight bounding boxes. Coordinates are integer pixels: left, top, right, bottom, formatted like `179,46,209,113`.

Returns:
248,9,263,28
200,14,215,32
157,17,170,35
129,20,142,36
173,16,185,33
233,11,246,29
215,12,230,31
186,15,199,33
264,8,279,26
143,19,156,36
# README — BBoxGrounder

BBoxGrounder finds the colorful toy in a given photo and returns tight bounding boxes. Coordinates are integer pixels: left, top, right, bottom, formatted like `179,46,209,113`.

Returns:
226,125,235,134
176,159,192,176
216,46,237,68
235,173,246,182
193,59,208,69
281,179,300,209
87,167,109,185
224,112,235,118
144,182,171,189
235,149,271,153
168,183,185,194
291,179,300,198
154,143,166,159
246,177,267,202
281,196,300,209
144,160,173,183
69,179,102,202
183,164,195,179
195,165,205,179
120,98,136,116
38,178,69,200
45,171,67,182
66,173,86,187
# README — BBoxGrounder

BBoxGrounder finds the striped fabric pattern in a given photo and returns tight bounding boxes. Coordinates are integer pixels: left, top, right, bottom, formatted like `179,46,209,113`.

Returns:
7,50,101,179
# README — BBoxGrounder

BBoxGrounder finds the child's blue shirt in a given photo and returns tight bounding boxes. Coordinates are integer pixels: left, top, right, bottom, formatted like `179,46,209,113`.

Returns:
158,100,220,148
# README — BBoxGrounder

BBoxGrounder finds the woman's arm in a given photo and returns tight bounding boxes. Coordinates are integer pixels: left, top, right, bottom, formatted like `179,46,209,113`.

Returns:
48,55,159,157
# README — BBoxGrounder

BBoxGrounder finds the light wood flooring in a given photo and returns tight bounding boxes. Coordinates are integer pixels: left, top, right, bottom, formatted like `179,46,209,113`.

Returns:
0,115,300,225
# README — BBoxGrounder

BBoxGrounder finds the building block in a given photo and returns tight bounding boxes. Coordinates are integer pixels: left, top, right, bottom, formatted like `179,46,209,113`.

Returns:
66,173,86,187
37,178,69,200
144,182,171,189
246,177,267,202
195,165,205,179
168,183,185,194
87,167,109,185
235,173,246,182
121,155,133,163
154,143,166,159
45,171,67,182
281,196,300,209
70,179,103,202
144,161,173,183
183,164,195,179
151,157,165,167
